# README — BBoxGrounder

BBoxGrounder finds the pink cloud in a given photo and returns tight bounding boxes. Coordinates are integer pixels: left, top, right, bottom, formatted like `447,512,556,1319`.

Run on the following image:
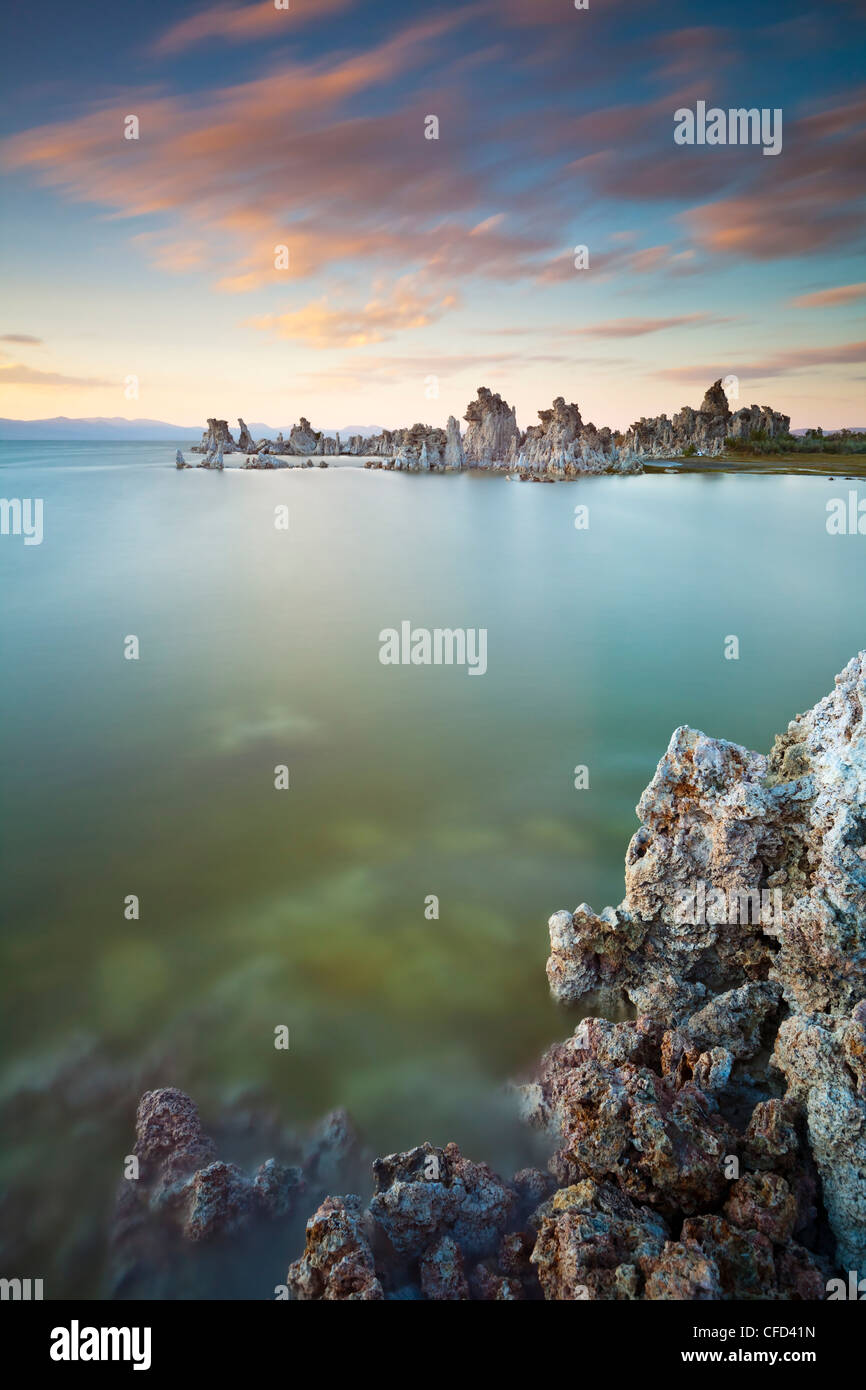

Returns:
790,282,866,308
569,313,725,338
658,340,866,383
154,0,356,54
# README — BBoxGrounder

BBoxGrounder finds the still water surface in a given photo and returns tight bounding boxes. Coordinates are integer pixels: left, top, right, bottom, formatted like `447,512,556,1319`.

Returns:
1,442,863,1292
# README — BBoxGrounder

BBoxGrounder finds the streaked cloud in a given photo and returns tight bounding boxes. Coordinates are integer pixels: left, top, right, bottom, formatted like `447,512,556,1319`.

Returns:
0,360,113,389
569,313,726,339
790,282,866,308
658,340,866,384
153,0,356,54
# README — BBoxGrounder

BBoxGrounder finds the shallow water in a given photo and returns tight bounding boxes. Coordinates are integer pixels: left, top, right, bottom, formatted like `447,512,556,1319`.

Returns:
1,442,864,1294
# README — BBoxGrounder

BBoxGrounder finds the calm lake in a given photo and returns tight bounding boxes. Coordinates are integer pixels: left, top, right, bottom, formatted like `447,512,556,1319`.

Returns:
1,441,864,1294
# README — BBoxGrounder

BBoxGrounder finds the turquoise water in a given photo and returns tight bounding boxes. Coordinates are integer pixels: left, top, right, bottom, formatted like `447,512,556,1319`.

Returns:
1,441,864,1294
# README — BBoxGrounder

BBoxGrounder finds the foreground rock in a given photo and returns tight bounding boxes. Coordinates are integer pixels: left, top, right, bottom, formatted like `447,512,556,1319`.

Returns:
543,651,866,1287
280,653,863,1298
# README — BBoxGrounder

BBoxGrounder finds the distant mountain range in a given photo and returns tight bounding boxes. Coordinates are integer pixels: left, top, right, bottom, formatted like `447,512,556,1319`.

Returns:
1,416,862,443
0,416,386,441
790,427,865,436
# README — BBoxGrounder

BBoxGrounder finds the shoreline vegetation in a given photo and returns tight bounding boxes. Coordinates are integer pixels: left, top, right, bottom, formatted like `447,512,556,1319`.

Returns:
176,379,866,479
108,654,866,1300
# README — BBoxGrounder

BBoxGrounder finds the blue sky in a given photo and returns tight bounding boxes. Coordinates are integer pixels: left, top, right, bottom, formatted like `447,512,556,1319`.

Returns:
0,0,864,428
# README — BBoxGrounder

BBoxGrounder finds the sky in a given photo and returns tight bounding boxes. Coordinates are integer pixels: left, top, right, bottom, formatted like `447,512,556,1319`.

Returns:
0,0,864,432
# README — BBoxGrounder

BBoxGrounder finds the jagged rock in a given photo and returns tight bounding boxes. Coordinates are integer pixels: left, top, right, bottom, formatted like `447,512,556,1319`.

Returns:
110,1089,364,1298
523,397,583,471
772,1008,866,1276
723,1172,797,1244
369,1142,514,1259
644,1241,723,1299
530,1179,670,1300
192,418,237,455
543,653,866,1284
285,418,320,455
685,981,782,1061
743,1098,800,1172
444,415,464,469
622,380,788,460
463,387,520,465
254,1158,305,1218
728,404,791,441
525,1017,738,1216
419,1236,470,1300
546,651,866,1027
181,1161,259,1242
175,450,186,469
134,1087,216,1184
286,1195,383,1301
236,419,254,453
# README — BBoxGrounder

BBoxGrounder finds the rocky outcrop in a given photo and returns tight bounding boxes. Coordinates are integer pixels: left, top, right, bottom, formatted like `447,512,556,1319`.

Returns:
444,415,464,469
624,379,789,459
463,387,520,466
185,380,793,474
543,651,866,1287
191,418,237,455
286,1141,543,1301
727,403,792,442
276,653,863,1299
285,418,320,455
286,1195,383,1300
514,396,632,476
546,650,866,1024
236,419,255,453
109,1088,369,1299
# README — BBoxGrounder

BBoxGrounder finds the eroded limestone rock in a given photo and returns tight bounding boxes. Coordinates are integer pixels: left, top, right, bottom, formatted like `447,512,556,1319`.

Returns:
463,386,520,465
544,652,866,1282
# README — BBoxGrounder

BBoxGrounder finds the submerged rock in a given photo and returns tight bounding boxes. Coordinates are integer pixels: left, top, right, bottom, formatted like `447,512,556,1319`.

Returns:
109,1087,367,1298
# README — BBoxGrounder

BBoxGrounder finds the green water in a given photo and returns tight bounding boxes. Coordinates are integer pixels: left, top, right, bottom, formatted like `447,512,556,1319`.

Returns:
1,442,864,1294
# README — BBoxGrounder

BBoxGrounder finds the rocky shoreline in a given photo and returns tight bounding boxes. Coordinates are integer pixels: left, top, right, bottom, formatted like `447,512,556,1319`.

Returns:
108,654,865,1299
176,379,791,478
